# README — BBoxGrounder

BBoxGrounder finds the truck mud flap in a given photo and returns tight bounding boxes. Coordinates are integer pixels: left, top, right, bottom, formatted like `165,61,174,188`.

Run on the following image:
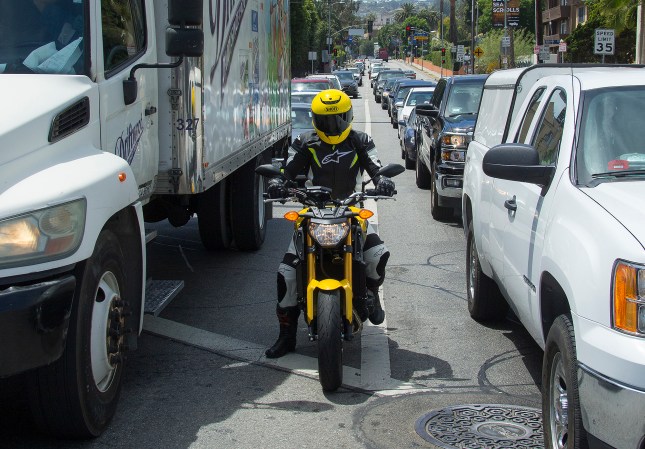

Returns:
144,280,184,316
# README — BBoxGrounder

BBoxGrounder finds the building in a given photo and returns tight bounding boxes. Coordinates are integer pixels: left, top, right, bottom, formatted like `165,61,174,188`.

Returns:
540,0,587,50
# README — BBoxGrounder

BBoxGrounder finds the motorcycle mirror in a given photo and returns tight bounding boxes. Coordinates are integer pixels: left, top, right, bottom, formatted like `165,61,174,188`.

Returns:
377,163,405,178
255,164,284,179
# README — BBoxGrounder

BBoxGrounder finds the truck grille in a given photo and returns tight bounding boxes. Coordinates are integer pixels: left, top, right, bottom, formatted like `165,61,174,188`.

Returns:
49,97,90,143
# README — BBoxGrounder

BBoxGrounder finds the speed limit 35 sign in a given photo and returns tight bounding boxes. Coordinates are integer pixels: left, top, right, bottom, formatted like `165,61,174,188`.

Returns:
594,28,615,55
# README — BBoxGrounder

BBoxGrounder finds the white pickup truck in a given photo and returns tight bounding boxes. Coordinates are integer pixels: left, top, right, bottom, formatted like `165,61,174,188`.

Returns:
462,65,645,449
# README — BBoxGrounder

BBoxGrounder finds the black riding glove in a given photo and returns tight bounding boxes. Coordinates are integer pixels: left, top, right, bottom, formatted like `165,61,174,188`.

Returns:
267,178,287,199
376,176,395,197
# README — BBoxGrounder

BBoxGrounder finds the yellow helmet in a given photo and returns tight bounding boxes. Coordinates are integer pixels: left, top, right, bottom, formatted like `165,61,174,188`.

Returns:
311,89,353,145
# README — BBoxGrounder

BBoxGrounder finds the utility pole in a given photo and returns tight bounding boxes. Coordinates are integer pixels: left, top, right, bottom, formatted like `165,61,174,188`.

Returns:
471,0,475,73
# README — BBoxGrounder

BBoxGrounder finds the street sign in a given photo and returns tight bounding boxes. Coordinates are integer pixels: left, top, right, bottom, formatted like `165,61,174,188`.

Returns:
415,36,428,40
539,45,550,61
308,51,317,60
348,28,364,36
456,44,465,62
474,47,484,57
594,28,615,55
501,36,511,48
559,41,567,52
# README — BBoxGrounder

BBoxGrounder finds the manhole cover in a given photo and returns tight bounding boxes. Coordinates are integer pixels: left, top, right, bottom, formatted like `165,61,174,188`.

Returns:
415,404,543,449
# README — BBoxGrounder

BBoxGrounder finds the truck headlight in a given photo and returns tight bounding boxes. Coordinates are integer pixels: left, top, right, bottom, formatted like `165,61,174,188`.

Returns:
0,199,86,269
441,134,471,147
441,149,466,162
613,260,645,335
308,222,349,248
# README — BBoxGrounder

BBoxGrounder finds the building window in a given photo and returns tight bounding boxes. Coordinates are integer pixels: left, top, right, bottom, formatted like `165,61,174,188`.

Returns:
578,6,586,23
560,19,568,34
560,0,567,6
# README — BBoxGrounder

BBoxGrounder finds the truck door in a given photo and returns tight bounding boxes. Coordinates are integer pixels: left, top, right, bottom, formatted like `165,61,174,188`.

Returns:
493,86,568,342
98,0,159,200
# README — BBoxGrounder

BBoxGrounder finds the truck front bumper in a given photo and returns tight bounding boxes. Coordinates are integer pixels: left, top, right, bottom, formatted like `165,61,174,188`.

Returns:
0,273,76,377
435,163,464,209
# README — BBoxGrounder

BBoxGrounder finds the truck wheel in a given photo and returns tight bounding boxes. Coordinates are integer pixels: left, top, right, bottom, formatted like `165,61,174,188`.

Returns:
404,147,415,170
543,315,588,449
230,155,268,251
198,180,233,250
317,290,343,392
28,229,128,438
466,222,507,321
415,156,431,189
430,166,453,220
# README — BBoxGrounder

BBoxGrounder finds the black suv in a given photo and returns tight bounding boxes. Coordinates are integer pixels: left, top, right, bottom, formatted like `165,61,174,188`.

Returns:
372,70,404,103
415,75,488,220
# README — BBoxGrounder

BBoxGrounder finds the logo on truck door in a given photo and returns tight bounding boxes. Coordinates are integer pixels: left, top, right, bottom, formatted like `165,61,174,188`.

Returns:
115,115,144,165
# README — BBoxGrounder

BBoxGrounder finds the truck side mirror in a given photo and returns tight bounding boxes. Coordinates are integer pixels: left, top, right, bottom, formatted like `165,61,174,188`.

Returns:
166,27,204,57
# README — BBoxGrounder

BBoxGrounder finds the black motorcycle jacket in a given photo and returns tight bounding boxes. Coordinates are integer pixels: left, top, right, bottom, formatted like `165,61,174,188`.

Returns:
284,130,383,199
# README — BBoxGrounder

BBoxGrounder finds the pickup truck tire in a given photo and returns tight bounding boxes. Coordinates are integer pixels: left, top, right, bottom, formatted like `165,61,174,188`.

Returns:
230,155,268,251
404,146,415,170
198,180,233,250
27,229,127,438
430,166,453,220
415,158,431,189
542,315,588,449
466,223,507,321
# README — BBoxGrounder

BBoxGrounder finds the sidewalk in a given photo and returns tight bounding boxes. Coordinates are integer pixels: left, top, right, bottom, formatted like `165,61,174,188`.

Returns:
392,58,463,80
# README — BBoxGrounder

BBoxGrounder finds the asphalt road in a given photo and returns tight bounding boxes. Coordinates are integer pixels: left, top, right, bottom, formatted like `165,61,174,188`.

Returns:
0,62,544,449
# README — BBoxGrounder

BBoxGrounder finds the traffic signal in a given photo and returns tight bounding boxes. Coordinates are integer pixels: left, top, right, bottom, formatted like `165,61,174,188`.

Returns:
441,47,446,56
367,20,373,34
333,48,337,56
405,25,411,36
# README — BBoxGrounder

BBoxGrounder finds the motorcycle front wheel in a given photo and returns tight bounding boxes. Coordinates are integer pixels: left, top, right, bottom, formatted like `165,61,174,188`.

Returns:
317,290,343,392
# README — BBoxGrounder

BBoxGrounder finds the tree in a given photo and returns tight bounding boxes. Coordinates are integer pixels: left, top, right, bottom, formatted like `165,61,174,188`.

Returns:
395,3,417,22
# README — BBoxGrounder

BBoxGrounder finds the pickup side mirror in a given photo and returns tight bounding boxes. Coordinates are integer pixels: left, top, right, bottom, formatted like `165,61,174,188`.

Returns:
483,143,556,188
414,104,439,118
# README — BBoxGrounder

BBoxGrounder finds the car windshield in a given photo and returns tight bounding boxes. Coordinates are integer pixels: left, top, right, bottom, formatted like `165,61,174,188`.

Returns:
406,90,434,106
334,71,354,81
397,86,414,100
292,81,330,91
291,92,318,104
446,84,484,116
379,72,404,82
291,108,313,129
0,0,86,75
577,86,645,185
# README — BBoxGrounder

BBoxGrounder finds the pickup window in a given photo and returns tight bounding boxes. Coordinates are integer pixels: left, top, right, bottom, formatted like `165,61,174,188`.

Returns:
532,89,566,165
517,88,546,143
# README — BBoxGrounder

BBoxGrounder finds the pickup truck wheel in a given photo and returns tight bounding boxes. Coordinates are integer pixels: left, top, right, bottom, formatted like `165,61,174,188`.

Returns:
466,224,507,321
28,230,127,438
415,157,431,189
430,167,453,220
404,145,415,170
542,315,588,449
198,180,233,250
230,155,268,250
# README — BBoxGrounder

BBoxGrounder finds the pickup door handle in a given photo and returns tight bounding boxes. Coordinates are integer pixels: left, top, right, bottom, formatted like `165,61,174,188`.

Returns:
504,196,517,212
145,105,157,116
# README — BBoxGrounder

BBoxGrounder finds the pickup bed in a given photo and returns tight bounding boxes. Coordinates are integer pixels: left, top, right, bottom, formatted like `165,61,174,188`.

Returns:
462,65,645,449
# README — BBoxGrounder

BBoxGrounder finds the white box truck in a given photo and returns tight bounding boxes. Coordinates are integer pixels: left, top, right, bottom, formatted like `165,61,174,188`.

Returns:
0,0,290,438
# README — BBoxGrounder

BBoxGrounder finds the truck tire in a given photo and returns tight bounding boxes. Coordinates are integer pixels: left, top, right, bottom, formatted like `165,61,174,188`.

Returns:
415,156,431,189
27,229,128,438
198,179,233,250
466,223,507,321
317,290,343,392
542,315,588,449
430,166,453,220
230,155,268,251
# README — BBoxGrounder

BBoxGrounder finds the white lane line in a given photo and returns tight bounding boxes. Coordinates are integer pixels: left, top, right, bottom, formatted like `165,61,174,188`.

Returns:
364,98,371,136
143,315,425,394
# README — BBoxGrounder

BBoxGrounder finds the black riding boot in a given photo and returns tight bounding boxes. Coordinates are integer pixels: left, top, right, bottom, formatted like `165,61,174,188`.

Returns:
368,290,385,325
265,305,300,358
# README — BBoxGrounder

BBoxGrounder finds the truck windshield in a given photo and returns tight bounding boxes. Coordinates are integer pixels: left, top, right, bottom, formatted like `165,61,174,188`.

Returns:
0,0,86,75
577,86,645,185
446,84,484,116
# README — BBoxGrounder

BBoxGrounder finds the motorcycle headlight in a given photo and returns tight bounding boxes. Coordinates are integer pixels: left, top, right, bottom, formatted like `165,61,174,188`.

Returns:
0,199,86,269
613,260,645,336
308,222,349,248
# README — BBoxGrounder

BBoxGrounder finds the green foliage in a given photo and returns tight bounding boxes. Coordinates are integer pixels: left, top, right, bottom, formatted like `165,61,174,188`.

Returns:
291,0,320,76
475,28,535,72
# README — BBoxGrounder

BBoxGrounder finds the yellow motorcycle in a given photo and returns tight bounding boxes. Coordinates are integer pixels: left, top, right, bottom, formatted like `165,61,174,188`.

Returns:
256,163,404,391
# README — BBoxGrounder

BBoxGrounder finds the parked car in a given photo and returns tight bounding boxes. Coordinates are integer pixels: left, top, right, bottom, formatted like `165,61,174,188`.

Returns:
347,66,362,86
332,70,359,98
403,69,416,79
290,102,314,142
462,65,645,449
415,74,487,219
390,79,437,127
401,108,419,170
292,77,333,92
373,69,405,103
396,86,435,147
307,73,342,90
369,64,385,85
380,77,406,110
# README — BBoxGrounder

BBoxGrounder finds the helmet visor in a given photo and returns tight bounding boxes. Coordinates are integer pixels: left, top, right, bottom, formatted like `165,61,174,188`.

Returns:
313,109,353,136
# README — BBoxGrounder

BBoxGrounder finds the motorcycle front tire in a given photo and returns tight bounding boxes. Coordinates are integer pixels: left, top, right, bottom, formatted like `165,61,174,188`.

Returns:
317,290,343,392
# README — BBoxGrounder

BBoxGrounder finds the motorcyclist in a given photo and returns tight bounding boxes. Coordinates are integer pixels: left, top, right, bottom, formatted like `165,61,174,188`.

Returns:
265,89,396,359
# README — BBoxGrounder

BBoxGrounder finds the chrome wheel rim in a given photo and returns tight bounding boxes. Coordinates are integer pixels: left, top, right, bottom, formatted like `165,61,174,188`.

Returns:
468,235,476,301
91,271,122,392
549,352,569,449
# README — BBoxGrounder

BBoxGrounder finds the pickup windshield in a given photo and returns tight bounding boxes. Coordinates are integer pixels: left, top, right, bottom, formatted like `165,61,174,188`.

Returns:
577,87,645,185
446,84,484,116
0,0,86,75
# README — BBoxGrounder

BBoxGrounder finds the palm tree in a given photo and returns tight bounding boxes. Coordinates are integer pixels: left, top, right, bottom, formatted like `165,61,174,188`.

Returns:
395,2,416,22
